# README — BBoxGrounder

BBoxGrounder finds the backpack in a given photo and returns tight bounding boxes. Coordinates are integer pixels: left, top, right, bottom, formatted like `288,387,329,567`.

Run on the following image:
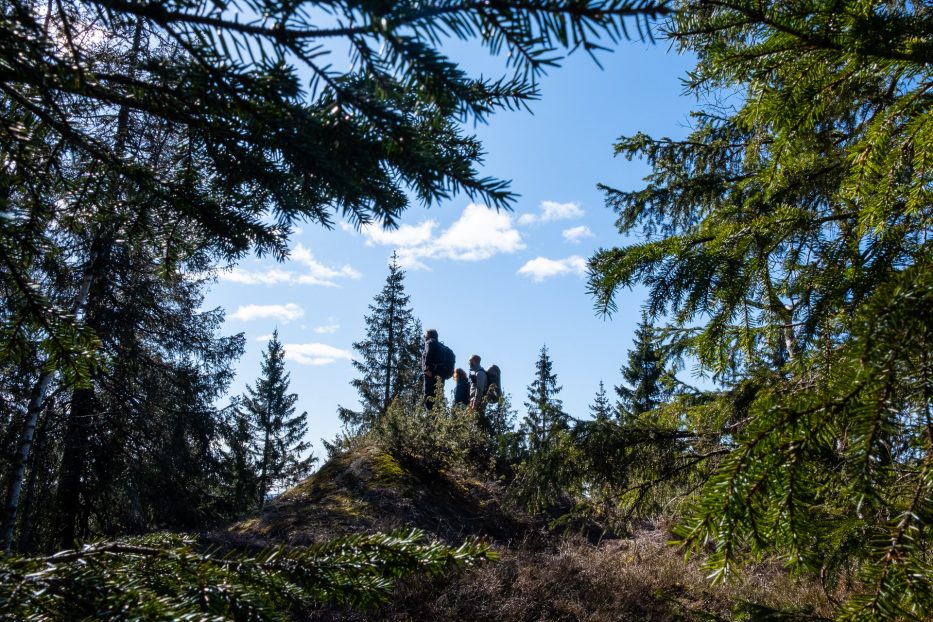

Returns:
484,364,501,402
436,342,455,380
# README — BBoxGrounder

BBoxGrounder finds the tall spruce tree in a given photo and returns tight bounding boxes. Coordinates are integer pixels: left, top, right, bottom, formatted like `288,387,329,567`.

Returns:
339,253,422,433
241,331,315,508
520,346,568,453
589,381,613,422
615,317,674,420
587,1,933,617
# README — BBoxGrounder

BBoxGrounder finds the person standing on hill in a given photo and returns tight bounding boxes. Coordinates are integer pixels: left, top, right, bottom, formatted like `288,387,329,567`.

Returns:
468,355,487,415
422,329,441,409
452,368,470,408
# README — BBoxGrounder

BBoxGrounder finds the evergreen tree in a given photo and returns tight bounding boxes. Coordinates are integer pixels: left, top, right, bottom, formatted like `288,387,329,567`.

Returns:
615,317,674,420
2,134,246,551
486,391,518,441
520,346,568,453
241,331,315,508
589,381,613,422
339,253,422,433
587,1,933,617
218,400,260,516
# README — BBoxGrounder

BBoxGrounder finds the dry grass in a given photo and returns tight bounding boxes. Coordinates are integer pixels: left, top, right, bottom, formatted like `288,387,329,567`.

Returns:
312,526,835,621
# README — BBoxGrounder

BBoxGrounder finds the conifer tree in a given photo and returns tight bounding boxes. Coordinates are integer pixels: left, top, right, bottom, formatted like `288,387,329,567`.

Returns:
615,317,674,420
218,401,260,515
241,331,315,507
2,180,245,551
486,391,518,441
520,346,568,453
339,253,422,433
589,381,613,422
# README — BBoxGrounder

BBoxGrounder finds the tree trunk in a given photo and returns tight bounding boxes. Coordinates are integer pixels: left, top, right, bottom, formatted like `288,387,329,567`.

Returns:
54,386,95,548
384,295,396,417
258,425,271,509
1,244,99,552
2,373,53,552
17,408,49,553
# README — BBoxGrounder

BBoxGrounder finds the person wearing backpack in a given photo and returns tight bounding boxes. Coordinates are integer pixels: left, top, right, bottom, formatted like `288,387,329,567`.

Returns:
484,364,501,405
422,329,441,409
422,329,455,409
468,354,488,415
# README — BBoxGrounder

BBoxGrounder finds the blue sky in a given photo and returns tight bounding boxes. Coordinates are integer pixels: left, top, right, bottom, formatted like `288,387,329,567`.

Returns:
203,35,698,457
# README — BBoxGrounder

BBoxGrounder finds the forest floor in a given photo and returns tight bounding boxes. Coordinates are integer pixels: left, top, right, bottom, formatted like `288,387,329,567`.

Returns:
219,443,838,621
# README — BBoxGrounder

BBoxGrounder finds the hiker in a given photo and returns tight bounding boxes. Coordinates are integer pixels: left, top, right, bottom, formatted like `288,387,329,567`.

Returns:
422,329,441,409
468,354,487,415
485,364,501,405
452,368,469,408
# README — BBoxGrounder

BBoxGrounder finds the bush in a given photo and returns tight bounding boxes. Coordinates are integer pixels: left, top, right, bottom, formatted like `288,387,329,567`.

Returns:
372,394,490,475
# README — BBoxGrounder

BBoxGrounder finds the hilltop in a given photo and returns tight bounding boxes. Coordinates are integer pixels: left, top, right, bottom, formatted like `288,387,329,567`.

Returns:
219,439,836,621
227,443,535,547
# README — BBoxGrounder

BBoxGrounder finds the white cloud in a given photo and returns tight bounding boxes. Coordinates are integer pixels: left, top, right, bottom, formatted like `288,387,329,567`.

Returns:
313,323,340,334
517,256,588,282
432,203,524,261
221,267,295,286
349,203,525,269
518,200,584,225
562,225,595,243
230,303,305,323
284,342,353,366
359,221,435,247
218,244,360,287
256,334,274,342
290,244,362,284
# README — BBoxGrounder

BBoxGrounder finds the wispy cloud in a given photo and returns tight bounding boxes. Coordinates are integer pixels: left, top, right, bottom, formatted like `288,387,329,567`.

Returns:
221,267,295,286
230,303,305,323
219,244,361,287
290,245,362,284
517,256,588,282
352,203,525,269
518,200,584,225
313,323,340,334
562,225,595,243
284,342,353,366
359,221,435,247
256,334,274,342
